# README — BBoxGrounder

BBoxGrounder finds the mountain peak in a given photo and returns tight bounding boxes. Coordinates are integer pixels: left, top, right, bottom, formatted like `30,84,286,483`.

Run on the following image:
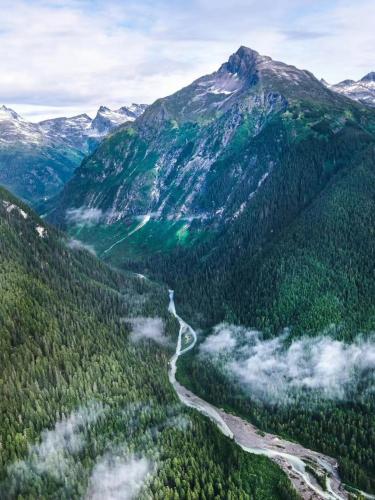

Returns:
0,105,21,121
97,105,111,113
235,45,260,58
222,46,263,81
361,72,375,83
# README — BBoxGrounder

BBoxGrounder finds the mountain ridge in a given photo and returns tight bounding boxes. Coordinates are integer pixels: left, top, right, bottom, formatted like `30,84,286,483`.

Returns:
50,46,372,258
0,103,148,205
327,72,375,107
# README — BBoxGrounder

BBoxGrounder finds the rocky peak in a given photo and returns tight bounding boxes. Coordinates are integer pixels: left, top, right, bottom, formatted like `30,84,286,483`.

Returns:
361,72,375,83
336,79,356,87
221,46,262,81
97,106,111,114
0,105,21,121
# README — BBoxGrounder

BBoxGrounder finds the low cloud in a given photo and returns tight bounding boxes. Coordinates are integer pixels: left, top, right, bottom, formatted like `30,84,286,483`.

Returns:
66,207,104,226
8,403,105,483
86,454,154,500
201,324,375,402
65,208,154,228
126,317,168,346
200,324,237,354
67,238,96,255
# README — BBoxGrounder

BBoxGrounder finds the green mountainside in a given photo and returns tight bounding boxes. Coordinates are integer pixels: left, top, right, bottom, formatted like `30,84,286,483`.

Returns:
0,186,295,499
51,46,375,337
46,46,375,494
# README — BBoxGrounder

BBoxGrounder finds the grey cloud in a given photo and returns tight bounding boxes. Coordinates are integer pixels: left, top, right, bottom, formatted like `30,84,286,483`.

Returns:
283,30,330,40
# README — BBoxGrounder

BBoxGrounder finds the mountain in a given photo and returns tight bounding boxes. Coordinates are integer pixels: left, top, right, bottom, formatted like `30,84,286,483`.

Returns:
0,103,147,207
49,46,375,492
39,103,148,149
50,46,342,245
0,185,294,499
38,112,94,150
90,103,148,135
327,72,375,107
50,46,375,335
0,105,84,207
51,46,374,294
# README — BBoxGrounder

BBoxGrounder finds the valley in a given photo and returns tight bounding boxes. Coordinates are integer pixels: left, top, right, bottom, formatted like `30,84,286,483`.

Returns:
168,290,372,500
0,187,296,499
1,37,375,499
43,45,375,496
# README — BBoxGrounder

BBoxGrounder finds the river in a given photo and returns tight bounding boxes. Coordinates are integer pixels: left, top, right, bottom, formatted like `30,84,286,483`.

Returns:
167,290,353,500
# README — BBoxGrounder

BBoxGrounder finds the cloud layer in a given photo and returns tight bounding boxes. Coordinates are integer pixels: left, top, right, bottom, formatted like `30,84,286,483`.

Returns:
200,324,375,402
67,238,96,254
1,0,374,120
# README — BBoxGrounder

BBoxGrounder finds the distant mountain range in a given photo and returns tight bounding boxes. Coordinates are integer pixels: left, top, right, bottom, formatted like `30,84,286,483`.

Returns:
39,103,148,149
0,103,147,205
324,72,375,107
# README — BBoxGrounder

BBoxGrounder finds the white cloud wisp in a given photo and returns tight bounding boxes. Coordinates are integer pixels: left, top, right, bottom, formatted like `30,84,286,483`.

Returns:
200,324,375,402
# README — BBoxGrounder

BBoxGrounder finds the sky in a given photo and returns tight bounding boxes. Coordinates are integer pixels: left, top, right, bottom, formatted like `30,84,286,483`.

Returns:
0,0,374,121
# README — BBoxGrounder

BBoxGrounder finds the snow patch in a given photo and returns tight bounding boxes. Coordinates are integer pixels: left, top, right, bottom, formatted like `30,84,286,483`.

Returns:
36,225,47,238
2,200,28,219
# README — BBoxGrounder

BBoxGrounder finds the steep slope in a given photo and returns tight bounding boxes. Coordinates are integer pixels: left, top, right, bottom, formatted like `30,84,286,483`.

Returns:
51,46,375,336
0,186,294,499
328,72,375,107
40,46,375,494
51,47,348,254
0,104,147,207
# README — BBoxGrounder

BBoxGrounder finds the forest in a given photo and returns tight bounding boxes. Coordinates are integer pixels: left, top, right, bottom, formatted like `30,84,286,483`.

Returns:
133,101,375,494
0,187,297,498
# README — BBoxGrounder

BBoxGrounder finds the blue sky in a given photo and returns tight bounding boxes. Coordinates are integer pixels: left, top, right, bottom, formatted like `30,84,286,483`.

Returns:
0,0,374,121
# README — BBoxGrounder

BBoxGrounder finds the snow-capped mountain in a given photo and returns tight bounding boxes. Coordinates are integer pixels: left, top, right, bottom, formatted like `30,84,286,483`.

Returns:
0,105,85,205
0,103,148,205
40,103,148,150
39,113,93,150
0,105,46,145
90,104,148,136
327,72,375,107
